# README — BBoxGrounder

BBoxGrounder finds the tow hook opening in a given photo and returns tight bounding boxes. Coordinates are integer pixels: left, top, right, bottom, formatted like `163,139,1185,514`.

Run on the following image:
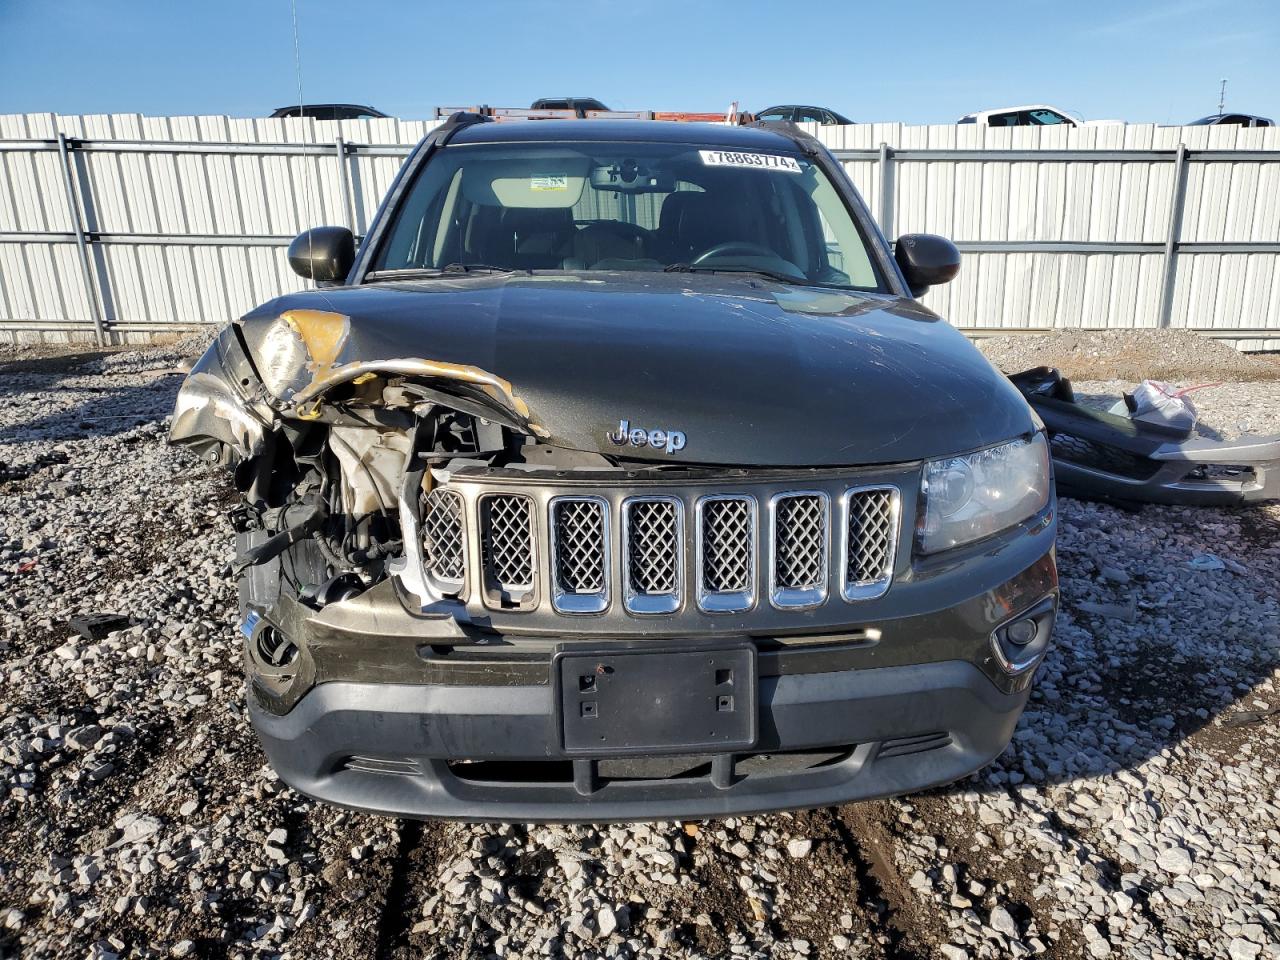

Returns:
990,596,1056,675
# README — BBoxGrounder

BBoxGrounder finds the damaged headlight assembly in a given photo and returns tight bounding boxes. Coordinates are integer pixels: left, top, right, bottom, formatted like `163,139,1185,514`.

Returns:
917,433,1051,553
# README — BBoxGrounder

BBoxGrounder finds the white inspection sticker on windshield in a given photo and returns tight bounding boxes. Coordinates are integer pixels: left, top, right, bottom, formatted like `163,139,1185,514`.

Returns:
530,173,568,191
698,150,802,173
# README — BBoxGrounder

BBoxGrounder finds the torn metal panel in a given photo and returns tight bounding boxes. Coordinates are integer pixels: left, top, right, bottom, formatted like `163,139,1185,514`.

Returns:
237,307,546,438
289,357,545,436
1010,367,1280,506
169,327,275,461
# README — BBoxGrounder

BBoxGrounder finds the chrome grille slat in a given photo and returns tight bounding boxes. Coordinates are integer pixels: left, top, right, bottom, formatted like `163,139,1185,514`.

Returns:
696,495,756,613
550,497,610,614
842,486,899,601
480,494,535,600
622,497,683,614
420,488,465,591
769,492,830,609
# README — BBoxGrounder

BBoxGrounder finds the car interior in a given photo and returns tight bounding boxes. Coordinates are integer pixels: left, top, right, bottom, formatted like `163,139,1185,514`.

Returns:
375,148,878,288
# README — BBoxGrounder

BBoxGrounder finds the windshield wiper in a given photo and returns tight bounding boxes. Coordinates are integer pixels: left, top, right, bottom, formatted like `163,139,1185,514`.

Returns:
663,262,811,287
364,263,528,282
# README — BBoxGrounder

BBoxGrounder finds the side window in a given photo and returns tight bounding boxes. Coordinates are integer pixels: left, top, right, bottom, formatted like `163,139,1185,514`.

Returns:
988,111,1020,126
1257,119,1273,128
821,111,839,125
757,108,792,121
803,175,875,288
1220,115,1250,125
1027,109,1070,125
795,107,826,124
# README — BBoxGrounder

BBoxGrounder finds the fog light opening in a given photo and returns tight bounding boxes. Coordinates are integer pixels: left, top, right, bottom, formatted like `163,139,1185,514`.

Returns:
256,624,299,668
991,597,1056,675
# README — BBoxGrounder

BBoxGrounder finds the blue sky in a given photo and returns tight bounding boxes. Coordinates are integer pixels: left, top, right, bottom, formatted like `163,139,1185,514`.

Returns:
1,0,1276,124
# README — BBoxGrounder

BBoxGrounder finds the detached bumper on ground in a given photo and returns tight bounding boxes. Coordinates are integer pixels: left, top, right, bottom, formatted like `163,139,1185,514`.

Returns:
1010,367,1280,506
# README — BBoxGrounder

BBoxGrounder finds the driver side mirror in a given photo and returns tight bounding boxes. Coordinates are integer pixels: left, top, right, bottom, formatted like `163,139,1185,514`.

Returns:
894,234,960,297
288,226,355,282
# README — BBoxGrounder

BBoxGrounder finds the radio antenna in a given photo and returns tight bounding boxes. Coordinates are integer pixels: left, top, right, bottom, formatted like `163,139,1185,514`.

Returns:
290,0,325,295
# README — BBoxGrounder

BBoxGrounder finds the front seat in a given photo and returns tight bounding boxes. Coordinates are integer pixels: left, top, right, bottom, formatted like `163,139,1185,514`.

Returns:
658,191,751,263
501,207,576,269
571,222,648,266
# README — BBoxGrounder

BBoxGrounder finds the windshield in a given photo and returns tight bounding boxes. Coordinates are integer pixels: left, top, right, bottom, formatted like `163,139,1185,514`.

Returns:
369,140,883,290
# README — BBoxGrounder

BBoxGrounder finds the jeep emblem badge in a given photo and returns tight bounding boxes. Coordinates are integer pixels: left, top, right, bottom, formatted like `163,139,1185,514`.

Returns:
607,419,687,454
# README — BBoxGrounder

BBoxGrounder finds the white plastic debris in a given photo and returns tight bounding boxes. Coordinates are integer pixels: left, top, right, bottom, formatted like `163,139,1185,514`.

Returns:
1108,380,1216,433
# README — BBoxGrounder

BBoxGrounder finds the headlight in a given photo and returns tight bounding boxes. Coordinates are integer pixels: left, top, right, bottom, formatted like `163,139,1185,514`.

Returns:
917,434,1050,553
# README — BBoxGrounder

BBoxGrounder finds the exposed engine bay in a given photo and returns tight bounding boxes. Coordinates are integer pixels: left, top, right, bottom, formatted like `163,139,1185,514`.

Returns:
171,310,625,626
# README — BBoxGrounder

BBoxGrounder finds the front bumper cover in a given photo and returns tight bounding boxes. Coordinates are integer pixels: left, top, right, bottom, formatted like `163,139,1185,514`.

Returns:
1010,366,1280,506
248,657,1032,822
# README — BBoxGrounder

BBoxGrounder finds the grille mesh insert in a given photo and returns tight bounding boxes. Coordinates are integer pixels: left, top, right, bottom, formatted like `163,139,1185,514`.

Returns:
700,498,753,593
774,494,826,590
1050,432,1159,481
846,489,895,585
421,488,465,584
626,499,680,595
552,499,606,594
480,495,534,589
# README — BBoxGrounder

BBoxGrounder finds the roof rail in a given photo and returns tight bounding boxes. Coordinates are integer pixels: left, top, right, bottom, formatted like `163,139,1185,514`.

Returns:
746,118,823,154
432,104,756,125
431,110,494,145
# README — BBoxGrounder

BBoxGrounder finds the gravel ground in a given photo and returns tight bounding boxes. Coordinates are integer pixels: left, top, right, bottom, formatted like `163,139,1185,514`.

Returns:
2,335,1279,960
977,329,1280,383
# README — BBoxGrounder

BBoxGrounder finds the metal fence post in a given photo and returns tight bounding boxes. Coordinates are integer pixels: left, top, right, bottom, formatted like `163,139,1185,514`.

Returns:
878,142,895,237
55,132,107,345
1158,143,1190,329
334,137,354,233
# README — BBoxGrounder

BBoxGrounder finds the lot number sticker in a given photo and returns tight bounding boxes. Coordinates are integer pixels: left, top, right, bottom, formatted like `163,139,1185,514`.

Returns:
530,174,569,191
699,150,802,173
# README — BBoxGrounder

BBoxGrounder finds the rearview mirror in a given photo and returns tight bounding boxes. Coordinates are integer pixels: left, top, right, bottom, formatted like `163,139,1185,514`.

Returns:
288,226,355,282
894,234,960,297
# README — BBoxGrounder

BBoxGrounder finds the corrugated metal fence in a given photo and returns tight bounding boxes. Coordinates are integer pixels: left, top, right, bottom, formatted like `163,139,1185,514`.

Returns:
1,112,1278,348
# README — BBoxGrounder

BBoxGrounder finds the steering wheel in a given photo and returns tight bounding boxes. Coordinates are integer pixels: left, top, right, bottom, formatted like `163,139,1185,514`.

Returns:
690,241,778,265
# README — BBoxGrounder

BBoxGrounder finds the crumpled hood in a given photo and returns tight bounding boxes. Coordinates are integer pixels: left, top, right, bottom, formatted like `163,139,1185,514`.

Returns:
237,272,1035,467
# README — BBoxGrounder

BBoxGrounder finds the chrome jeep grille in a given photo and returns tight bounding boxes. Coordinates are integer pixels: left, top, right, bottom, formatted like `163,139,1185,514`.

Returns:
622,497,683,614
479,494,535,600
843,487,899,600
421,488,465,590
770,492,830,608
550,497,609,613
436,476,903,621
697,496,755,612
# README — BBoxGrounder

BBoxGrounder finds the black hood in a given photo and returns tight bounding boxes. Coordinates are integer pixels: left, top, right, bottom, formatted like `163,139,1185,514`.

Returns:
238,272,1034,467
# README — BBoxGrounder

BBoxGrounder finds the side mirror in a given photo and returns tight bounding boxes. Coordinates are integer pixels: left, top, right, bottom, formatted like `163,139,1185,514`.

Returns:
894,234,960,297
288,226,355,282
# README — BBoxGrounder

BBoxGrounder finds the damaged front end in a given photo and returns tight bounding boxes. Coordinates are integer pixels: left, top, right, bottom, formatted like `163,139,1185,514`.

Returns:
170,310,611,713
1009,367,1280,507
170,299,1063,820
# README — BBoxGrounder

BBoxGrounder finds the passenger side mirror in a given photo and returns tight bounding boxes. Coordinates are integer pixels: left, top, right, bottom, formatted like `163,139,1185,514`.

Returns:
288,226,355,282
894,234,960,297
